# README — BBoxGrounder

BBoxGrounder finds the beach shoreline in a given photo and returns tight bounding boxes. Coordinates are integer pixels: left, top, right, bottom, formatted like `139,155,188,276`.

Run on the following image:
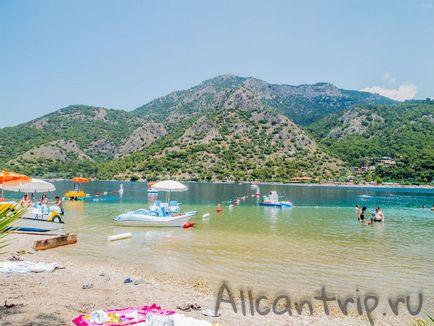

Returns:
0,234,422,326
47,178,434,190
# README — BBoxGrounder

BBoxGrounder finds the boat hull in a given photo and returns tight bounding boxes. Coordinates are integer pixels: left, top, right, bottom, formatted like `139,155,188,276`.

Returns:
259,202,293,208
114,211,197,227
0,202,64,232
14,217,64,232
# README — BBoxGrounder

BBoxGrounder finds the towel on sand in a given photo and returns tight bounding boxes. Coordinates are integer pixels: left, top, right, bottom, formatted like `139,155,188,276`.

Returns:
0,261,62,273
72,304,213,326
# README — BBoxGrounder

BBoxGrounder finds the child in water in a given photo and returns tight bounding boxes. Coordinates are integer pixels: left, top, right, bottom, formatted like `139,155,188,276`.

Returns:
358,206,366,222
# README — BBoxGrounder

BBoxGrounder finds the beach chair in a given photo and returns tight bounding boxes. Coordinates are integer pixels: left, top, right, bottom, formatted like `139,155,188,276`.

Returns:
168,200,180,213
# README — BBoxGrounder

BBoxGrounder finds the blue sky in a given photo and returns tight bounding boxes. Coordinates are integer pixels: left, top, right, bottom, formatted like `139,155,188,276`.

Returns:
1,0,433,127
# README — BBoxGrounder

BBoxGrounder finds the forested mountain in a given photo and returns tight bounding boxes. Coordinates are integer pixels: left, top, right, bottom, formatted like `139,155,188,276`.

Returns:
97,86,349,181
308,101,434,183
0,75,431,183
135,74,393,125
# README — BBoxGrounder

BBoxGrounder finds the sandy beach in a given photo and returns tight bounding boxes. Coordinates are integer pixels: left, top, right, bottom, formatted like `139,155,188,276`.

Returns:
0,233,421,326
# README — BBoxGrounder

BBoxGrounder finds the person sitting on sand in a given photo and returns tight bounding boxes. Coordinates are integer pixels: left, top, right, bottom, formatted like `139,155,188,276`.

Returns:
358,206,366,222
368,207,384,224
19,194,31,208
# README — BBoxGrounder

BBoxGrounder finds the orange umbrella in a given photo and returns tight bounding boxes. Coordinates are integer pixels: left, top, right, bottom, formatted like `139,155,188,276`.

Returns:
72,177,90,183
0,171,31,185
0,171,31,198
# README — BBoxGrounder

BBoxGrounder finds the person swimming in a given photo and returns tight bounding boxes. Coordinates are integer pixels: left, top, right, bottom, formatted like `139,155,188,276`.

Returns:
358,206,366,222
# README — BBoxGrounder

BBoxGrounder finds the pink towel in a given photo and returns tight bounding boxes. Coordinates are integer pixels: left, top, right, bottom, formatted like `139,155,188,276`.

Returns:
72,304,175,325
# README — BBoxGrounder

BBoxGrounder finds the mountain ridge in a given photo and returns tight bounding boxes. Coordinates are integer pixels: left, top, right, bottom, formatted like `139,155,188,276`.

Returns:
1,74,429,183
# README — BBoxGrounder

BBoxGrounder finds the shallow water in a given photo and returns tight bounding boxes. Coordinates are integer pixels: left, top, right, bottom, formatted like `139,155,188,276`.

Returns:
7,182,434,302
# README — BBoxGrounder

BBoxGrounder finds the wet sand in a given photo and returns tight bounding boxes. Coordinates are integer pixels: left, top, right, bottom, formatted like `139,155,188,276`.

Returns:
0,234,419,325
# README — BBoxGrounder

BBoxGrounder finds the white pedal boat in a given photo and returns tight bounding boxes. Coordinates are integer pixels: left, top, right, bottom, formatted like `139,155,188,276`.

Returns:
0,202,64,233
114,209,197,227
19,205,64,232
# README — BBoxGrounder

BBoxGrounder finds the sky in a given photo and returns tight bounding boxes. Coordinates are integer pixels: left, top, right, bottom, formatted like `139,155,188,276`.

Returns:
1,0,433,127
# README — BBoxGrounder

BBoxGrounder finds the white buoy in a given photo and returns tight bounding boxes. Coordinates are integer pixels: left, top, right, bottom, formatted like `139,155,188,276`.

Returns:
202,213,210,218
108,233,132,241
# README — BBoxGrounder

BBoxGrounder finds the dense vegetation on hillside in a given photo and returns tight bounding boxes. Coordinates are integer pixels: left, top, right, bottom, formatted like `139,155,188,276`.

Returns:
0,105,142,162
308,101,434,183
96,106,348,182
0,75,431,184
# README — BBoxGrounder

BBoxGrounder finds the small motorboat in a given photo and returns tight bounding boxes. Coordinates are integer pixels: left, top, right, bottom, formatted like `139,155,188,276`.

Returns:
259,191,293,208
114,200,197,227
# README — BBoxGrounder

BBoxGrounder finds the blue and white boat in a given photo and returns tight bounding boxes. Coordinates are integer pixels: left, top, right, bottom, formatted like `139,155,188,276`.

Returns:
259,191,293,208
115,180,197,227
114,200,197,227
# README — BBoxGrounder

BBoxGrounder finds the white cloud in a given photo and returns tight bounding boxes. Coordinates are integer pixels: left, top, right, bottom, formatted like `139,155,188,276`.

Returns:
383,72,397,84
361,84,417,101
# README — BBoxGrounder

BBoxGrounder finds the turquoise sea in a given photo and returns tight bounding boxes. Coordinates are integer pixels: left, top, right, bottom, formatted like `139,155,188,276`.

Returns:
6,181,434,303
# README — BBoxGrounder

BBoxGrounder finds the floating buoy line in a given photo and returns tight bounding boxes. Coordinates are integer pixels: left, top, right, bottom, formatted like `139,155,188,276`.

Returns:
218,187,261,210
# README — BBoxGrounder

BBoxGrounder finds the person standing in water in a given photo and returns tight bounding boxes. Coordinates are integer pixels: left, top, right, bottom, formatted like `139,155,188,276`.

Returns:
358,206,367,222
369,207,384,224
49,196,64,215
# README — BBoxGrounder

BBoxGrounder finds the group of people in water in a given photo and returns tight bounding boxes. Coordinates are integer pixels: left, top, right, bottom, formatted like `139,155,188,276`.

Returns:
19,194,64,215
355,204,384,224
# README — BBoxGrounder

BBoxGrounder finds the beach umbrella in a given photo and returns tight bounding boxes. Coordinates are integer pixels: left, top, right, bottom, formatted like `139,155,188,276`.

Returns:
151,180,188,202
151,180,188,192
71,177,89,192
0,171,31,199
71,177,90,183
3,178,56,193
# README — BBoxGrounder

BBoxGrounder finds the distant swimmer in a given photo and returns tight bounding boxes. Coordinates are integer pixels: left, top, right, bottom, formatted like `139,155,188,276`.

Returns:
355,204,360,213
358,206,367,222
368,207,384,224
432,204,434,211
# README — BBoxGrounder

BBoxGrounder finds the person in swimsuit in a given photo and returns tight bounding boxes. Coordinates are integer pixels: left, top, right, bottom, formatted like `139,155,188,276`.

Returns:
49,196,64,215
55,196,64,215
369,207,384,224
19,194,31,208
40,194,48,205
358,206,367,222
